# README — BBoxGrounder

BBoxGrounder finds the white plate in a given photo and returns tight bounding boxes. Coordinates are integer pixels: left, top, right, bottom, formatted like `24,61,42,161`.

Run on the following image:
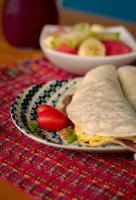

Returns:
39,25,136,75
10,79,128,152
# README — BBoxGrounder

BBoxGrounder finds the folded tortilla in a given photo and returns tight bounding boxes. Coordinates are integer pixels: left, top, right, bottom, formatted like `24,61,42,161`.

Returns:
118,66,136,110
66,65,136,138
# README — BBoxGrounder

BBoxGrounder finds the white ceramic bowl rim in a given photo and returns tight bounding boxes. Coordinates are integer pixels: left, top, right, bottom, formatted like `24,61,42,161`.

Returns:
40,24,136,60
45,47,136,60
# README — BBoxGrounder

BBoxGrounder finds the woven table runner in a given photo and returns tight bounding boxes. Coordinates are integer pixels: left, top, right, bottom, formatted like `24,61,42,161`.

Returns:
0,58,136,200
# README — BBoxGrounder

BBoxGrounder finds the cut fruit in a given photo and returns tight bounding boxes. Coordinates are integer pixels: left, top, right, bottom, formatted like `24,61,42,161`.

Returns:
56,43,77,54
91,32,120,40
78,38,106,57
90,24,106,33
102,40,132,55
43,35,55,49
72,23,91,33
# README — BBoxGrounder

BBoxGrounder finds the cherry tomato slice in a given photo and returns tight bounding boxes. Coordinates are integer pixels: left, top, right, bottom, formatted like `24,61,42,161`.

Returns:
37,107,68,131
37,104,55,114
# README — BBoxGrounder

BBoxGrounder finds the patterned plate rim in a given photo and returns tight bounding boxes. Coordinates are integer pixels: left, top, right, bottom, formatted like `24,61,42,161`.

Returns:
10,79,128,153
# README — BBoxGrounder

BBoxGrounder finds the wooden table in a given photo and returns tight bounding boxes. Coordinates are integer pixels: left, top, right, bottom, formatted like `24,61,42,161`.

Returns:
0,3,136,200
0,6,136,65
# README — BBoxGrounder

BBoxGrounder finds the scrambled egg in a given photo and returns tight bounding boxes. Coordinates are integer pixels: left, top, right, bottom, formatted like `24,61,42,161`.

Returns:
74,125,136,146
74,125,114,146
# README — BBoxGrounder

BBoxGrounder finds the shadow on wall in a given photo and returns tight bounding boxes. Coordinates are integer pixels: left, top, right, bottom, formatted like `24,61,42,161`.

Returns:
62,0,136,23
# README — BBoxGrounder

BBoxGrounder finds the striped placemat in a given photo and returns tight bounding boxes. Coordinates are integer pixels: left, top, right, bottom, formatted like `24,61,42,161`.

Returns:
0,58,136,200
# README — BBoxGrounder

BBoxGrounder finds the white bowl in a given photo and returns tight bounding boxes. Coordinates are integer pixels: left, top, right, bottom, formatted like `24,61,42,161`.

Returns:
39,25,136,75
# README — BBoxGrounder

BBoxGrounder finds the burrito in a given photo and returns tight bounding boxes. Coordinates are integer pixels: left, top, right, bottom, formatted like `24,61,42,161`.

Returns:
118,66,136,110
65,65,136,151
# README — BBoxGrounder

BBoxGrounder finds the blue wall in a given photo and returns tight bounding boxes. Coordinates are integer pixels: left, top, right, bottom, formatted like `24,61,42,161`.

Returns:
62,0,136,23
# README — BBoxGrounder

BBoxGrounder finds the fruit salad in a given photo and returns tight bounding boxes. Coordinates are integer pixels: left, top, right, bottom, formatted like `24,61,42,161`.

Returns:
43,23,132,57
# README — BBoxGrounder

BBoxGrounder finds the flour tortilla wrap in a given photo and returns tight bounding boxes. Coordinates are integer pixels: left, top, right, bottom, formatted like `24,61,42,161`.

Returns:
114,139,136,152
118,66,136,110
66,65,136,137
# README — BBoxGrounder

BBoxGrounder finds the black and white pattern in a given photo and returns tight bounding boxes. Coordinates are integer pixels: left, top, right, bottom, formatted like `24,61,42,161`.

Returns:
10,78,126,152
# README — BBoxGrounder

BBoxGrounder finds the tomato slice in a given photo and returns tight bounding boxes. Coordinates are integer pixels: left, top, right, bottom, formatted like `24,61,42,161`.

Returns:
37,106,68,131
37,104,55,114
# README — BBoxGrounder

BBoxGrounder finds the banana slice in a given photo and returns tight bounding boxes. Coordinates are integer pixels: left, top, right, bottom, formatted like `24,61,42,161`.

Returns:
78,38,106,57
43,35,54,49
90,24,106,33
